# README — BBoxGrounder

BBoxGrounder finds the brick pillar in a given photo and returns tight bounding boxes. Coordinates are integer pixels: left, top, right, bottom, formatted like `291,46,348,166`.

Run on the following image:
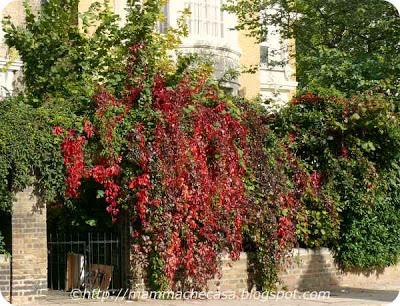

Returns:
0,255,11,302
11,187,47,305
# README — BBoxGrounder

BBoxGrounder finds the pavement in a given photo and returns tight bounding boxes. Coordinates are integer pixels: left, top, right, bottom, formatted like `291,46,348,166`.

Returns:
29,287,400,306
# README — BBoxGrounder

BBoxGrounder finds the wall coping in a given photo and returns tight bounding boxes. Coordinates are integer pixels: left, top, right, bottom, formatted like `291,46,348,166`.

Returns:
221,252,247,261
292,248,331,256
221,249,332,261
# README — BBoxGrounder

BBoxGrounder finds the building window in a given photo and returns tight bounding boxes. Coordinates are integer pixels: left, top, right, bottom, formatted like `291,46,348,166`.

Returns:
260,45,269,65
184,0,224,38
158,4,169,33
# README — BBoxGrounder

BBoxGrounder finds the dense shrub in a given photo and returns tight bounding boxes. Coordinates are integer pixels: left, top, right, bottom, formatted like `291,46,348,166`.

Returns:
273,93,400,270
0,97,70,255
0,233,5,254
0,97,68,211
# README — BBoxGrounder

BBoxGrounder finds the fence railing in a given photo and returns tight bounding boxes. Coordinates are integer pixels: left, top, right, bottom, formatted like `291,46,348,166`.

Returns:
48,232,126,291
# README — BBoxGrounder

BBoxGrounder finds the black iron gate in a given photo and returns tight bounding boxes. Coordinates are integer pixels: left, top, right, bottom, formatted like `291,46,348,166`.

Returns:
48,232,127,291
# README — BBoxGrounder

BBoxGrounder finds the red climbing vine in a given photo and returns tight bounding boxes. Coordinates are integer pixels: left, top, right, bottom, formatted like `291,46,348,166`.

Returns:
55,46,249,289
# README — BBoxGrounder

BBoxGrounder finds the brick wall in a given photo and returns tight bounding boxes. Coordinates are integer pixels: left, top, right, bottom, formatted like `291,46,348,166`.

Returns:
11,187,47,305
208,249,340,293
0,255,11,302
206,250,339,293
279,248,400,291
280,248,341,291
214,248,400,293
130,250,340,293
208,253,248,293
130,250,340,294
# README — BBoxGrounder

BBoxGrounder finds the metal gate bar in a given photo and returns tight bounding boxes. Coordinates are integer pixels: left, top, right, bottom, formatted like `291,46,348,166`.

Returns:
48,232,125,291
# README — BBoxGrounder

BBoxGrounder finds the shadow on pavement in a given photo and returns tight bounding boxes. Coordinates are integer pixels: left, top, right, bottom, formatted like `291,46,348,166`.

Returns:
329,287,398,303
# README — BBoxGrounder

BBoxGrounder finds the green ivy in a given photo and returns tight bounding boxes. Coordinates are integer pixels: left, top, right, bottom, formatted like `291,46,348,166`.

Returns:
0,232,5,254
273,94,400,270
0,97,72,212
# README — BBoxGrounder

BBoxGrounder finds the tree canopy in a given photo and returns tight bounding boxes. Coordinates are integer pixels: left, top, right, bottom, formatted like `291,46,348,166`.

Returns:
225,0,400,99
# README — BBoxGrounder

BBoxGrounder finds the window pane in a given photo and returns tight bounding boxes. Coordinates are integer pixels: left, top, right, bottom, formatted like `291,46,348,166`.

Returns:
260,46,269,65
184,0,224,38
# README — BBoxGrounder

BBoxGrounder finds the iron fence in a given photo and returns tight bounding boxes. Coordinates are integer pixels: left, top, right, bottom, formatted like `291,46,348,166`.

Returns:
48,232,126,291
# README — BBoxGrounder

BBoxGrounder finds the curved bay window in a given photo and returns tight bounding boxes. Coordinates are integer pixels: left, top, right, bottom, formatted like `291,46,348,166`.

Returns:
185,0,224,39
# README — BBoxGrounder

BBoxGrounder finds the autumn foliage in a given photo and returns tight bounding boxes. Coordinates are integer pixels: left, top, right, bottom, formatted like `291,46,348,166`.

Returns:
54,45,254,289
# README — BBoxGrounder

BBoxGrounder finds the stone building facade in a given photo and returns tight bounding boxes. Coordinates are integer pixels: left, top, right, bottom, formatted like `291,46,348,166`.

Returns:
0,0,25,97
113,0,298,102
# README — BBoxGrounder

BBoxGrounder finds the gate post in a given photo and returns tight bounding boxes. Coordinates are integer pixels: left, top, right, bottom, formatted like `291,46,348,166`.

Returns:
11,187,47,304
0,255,11,302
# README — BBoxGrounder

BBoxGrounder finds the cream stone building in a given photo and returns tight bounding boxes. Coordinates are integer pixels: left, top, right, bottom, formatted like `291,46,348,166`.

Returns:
0,0,36,96
0,0,297,102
